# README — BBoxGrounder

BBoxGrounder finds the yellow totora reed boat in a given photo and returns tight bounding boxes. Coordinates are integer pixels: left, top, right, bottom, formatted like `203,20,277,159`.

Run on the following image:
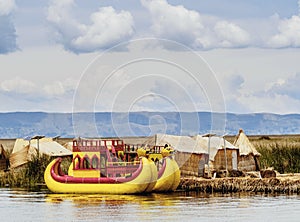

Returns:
153,147,181,192
44,138,157,194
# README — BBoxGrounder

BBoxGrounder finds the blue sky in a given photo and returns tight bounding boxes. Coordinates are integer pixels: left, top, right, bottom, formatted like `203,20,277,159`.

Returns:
1,0,300,114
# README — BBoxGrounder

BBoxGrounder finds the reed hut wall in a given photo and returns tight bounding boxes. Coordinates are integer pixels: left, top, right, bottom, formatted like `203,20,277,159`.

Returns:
238,154,260,172
9,146,32,169
174,151,208,177
0,144,9,170
213,149,238,171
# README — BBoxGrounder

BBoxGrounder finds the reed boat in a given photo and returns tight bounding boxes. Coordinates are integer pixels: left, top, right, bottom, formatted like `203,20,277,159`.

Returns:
135,145,180,192
153,147,181,192
44,138,157,194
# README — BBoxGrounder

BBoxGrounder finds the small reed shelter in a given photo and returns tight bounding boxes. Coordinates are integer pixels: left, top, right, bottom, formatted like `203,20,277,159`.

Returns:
233,129,261,171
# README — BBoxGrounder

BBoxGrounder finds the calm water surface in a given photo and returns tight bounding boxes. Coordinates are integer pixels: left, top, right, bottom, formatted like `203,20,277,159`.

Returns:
0,188,300,221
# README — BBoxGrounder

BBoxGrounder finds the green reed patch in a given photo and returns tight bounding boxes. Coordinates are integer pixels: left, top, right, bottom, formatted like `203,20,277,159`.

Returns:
256,142,300,174
0,155,71,188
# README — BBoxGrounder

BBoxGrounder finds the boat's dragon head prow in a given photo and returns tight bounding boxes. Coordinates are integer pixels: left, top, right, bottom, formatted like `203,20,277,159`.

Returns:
161,144,175,157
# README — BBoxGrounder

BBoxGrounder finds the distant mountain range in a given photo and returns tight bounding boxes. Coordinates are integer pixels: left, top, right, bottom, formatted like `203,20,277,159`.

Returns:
0,112,299,139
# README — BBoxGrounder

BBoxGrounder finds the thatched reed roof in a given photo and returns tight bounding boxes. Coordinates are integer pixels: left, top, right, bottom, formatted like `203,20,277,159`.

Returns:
10,137,72,168
233,129,261,156
143,134,207,153
139,134,238,161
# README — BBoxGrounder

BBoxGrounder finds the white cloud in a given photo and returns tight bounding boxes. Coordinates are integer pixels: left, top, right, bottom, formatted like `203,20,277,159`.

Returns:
47,0,74,23
268,15,300,48
72,7,134,52
47,0,134,53
141,0,250,49
0,77,36,94
141,0,204,45
0,0,15,16
214,21,250,47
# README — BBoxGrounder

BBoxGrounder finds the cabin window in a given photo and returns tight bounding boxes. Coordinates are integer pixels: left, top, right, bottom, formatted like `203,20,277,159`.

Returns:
100,154,107,176
83,156,91,169
91,155,99,169
106,141,112,146
73,155,81,169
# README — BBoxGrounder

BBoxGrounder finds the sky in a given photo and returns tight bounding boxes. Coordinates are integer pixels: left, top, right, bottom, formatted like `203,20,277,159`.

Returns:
1,0,300,114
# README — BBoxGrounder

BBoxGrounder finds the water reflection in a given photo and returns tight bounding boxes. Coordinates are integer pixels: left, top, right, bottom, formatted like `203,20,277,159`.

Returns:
45,193,180,221
1,189,300,222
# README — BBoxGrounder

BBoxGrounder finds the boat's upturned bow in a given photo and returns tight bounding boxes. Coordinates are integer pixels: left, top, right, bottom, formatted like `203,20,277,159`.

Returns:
153,156,181,192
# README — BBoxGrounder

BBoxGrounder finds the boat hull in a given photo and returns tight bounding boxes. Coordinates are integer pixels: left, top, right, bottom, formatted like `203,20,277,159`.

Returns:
44,157,157,194
153,156,181,192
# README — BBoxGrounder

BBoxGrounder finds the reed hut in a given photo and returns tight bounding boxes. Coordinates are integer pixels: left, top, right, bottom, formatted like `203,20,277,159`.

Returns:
9,137,72,168
233,129,261,171
193,135,239,172
142,134,209,177
123,134,240,177
0,144,9,171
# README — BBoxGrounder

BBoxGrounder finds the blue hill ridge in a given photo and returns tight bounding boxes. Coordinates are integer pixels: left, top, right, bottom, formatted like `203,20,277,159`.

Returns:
0,112,299,138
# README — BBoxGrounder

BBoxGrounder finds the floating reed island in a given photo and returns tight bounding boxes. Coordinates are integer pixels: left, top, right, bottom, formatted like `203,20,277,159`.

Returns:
1,133,300,193
178,173,300,194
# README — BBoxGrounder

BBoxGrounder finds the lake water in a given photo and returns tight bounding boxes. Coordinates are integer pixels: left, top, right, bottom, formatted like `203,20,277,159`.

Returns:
1,188,300,222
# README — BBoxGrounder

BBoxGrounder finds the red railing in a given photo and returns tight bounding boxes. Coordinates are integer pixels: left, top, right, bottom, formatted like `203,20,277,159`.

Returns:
73,138,124,152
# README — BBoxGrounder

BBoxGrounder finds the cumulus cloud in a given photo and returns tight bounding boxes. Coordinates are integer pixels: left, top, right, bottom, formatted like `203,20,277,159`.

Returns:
47,0,134,53
214,21,250,47
0,0,18,53
267,1,300,48
141,0,250,49
268,15,300,48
